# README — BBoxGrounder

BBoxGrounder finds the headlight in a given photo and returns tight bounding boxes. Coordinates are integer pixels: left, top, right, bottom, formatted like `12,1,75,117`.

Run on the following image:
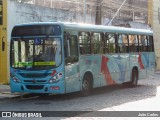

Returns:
48,72,62,83
10,74,21,83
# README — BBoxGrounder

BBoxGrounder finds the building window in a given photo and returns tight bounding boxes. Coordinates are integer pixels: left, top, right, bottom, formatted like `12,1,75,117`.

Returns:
0,0,3,25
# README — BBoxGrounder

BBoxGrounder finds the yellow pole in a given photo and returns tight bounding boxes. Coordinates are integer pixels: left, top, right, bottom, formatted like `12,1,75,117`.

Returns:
0,0,8,84
148,0,153,27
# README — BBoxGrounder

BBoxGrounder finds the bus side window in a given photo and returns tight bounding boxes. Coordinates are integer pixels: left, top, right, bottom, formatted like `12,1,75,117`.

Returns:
106,33,116,53
118,34,128,53
78,32,91,54
64,34,79,65
91,32,105,54
139,35,147,52
129,35,138,52
148,36,154,52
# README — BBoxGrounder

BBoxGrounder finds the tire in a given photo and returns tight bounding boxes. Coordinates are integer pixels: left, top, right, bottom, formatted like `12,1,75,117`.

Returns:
130,69,138,87
81,74,92,96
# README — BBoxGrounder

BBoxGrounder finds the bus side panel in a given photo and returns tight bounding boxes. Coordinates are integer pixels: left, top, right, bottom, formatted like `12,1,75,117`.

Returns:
147,52,155,76
97,54,119,86
111,54,130,83
79,55,102,88
65,63,81,93
79,54,130,88
129,53,139,78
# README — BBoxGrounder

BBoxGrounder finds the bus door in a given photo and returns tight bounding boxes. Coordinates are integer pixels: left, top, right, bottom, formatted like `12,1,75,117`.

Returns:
117,34,130,83
64,31,80,93
0,0,8,84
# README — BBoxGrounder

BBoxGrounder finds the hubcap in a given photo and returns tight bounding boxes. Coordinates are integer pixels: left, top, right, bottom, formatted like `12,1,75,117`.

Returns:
83,80,89,90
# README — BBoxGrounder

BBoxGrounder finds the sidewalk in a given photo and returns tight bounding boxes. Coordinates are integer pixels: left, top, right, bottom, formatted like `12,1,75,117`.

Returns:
0,84,20,100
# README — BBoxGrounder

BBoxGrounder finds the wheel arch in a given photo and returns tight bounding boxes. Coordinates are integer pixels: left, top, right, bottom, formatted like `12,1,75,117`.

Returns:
82,71,94,89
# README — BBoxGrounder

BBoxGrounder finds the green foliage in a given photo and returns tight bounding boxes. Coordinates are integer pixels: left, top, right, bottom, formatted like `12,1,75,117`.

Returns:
108,43,115,53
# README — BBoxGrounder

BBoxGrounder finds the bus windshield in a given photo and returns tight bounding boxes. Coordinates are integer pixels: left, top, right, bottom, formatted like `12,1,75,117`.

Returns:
11,37,62,70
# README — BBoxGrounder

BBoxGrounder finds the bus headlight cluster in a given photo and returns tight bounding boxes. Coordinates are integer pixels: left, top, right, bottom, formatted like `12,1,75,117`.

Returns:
10,74,21,83
48,72,63,83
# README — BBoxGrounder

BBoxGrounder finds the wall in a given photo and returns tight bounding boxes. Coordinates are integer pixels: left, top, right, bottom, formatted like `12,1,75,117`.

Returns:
152,0,160,69
8,0,95,41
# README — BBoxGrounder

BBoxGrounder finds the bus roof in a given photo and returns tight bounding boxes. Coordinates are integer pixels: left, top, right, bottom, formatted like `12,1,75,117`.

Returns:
13,21,153,36
62,22,153,35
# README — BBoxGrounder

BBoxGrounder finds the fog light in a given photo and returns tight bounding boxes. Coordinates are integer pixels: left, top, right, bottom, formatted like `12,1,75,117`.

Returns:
45,87,48,92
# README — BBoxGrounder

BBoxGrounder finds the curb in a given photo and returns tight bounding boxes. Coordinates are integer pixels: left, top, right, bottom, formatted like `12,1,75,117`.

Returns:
0,92,21,101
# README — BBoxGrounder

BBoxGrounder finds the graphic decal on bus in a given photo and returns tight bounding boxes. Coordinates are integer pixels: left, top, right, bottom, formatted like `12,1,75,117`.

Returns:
113,55,126,82
142,53,149,68
138,53,145,69
101,55,115,85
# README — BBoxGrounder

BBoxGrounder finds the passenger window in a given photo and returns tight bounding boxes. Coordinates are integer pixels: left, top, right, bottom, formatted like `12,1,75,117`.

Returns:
148,36,154,52
118,34,128,53
129,35,138,52
91,33,105,54
139,35,148,52
106,33,116,53
79,32,91,54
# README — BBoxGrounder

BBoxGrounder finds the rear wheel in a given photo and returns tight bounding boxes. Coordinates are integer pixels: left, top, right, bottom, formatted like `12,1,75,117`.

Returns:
130,69,138,87
81,74,92,96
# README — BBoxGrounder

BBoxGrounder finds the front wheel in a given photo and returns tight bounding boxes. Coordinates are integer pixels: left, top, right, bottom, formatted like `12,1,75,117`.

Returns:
81,74,92,96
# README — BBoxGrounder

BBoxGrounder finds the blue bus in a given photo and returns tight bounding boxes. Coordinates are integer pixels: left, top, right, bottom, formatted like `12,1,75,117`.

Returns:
10,22,155,96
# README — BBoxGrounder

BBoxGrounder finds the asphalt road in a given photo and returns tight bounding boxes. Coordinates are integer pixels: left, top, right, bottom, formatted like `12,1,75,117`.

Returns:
0,72,160,120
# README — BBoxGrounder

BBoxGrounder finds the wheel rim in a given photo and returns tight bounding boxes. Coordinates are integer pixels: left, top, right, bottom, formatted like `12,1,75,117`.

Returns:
133,75,137,85
82,75,91,95
132,70,138,86
82,79,89,91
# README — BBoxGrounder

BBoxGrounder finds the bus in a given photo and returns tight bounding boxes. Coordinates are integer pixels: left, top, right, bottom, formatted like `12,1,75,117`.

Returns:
10,21,155,96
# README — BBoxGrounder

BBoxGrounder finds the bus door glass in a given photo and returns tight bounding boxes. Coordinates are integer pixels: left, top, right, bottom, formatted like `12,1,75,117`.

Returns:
64,31,80,93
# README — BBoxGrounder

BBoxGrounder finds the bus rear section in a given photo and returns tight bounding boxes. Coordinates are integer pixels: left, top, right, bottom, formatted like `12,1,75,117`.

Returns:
10,23,66,94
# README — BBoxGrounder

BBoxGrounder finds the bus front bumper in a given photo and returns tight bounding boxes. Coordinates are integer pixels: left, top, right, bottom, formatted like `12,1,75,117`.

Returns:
10,79,65,94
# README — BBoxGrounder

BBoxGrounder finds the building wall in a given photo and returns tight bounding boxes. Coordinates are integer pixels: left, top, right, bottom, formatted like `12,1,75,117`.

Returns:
8,0,95,42
152,0,160,69
5,0,95,83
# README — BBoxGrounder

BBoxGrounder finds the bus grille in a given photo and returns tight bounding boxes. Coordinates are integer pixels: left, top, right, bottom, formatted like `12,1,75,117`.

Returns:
18,73,50,78
24,80,47,83
26,85,44,90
